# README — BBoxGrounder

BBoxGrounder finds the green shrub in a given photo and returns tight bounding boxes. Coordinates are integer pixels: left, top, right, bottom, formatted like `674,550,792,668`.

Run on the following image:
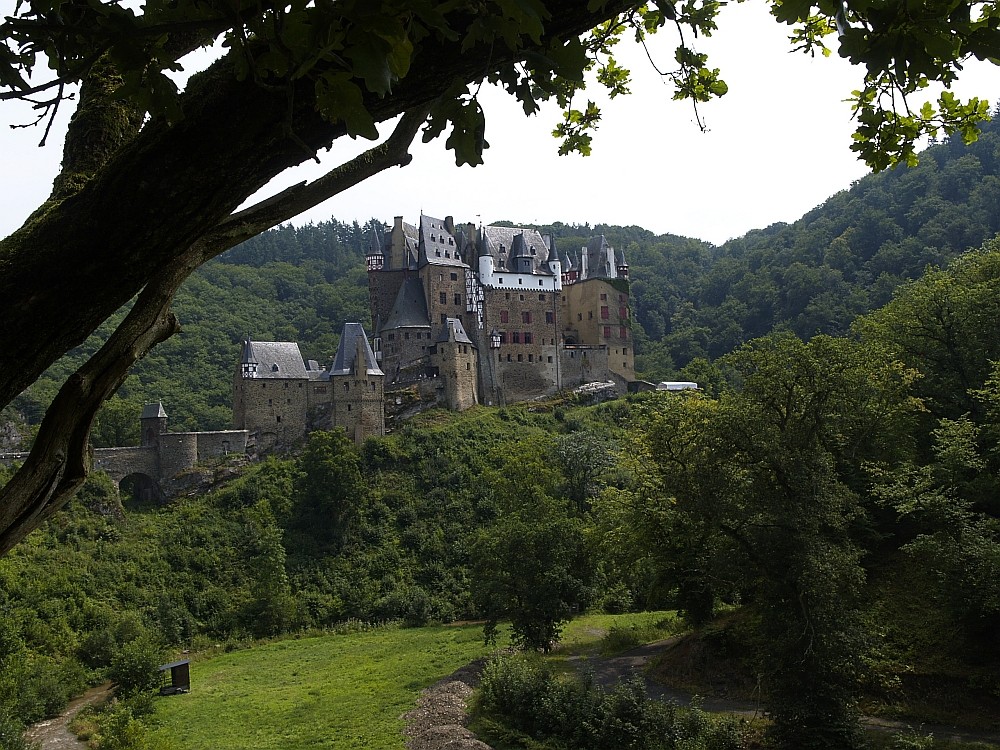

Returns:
477,653,753,750
108,638,164,698
0,705,28,750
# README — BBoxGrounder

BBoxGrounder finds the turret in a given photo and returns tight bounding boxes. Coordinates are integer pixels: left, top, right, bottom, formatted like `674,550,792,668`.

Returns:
140,402,167,447
617,249,630,280
511,233,533,274
366,224,385,271
239,338,258,378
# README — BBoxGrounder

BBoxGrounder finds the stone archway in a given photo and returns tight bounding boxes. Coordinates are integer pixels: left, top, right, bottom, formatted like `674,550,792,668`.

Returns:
119,472,159,504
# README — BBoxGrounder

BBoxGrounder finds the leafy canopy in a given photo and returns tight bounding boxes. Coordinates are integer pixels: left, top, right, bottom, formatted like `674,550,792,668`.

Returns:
3,0,996,169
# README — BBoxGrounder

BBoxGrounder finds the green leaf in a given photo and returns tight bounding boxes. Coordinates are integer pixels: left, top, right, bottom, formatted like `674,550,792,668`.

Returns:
315,72,378,139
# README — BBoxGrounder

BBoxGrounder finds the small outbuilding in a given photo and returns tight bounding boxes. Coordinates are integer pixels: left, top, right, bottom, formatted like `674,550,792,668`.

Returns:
158,659,190,695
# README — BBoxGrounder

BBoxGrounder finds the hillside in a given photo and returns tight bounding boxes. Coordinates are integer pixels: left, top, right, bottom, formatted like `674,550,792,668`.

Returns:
6,117,1000,443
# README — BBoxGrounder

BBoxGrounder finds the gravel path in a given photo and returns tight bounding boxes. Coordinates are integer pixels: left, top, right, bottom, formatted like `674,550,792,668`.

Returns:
402,660,492,750
24,684,113,750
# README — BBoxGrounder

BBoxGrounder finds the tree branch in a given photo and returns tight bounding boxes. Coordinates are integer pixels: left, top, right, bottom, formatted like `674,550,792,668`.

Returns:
202,106,430,254
0,245,204,555
0,106,429,553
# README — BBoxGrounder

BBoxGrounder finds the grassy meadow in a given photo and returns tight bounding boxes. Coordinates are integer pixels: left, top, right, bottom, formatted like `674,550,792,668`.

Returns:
147,624,494,750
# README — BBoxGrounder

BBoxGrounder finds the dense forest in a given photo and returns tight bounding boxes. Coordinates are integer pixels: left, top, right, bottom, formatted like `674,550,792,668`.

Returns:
3,119,1000,749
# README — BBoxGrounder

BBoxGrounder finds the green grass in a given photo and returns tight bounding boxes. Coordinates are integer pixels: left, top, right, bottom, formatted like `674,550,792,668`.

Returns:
148,624,495,750
556,610,682,656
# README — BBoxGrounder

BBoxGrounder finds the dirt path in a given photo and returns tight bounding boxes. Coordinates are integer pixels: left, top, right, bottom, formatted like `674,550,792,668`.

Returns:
402,660,491,750
24,684,113,750
570,639,1000,747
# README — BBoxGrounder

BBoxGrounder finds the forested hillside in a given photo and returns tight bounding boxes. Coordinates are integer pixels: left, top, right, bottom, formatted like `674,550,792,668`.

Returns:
8,115,1000,448
4,234,1000,746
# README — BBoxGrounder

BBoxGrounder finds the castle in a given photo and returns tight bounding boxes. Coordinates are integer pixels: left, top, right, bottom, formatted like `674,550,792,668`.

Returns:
232,215,636,448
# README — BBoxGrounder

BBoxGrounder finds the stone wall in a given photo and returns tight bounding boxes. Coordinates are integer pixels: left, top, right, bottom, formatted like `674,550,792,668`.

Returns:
559,345,612,389
234,375,310,446
157,433,199,479
93,446,158,482
192,430,249,461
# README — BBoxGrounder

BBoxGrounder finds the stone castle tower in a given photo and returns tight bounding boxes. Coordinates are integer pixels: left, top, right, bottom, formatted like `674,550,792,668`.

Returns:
233,323,385,449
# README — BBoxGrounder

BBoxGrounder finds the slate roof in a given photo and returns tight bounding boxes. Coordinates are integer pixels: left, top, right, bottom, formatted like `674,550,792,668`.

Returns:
420,215,465,267
582,235,618,279
480,225,553,274
241,340,309,379
436,317,474,345
366,224,385,259
382,278,431,330
330,323,384,377
141,402,167,419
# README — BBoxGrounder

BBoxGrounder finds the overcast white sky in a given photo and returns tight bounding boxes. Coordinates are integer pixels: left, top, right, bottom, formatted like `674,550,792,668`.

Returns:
2,2,996,245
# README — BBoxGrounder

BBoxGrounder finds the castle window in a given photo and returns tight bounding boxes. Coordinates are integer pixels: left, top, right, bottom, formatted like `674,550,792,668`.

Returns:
299,383,303,387
507,354,511,361
449,238,454,245
512,332,520,344
287,399,291,404
524,332,532,344
604,326,612,338
440,292,447,304
347,404,352,411
577,313,582,321
466,362,471,370
500,310,509,323
435,250,441,257
623,347,629,355
441,314,447,324
547,356,553,363
498,353,502,362
277,415,281,422
499,332,507,344
600,293,607,300
454,293,461,305
505,293,510,300
546,311,554,324
431,234,436,241
451,272,458,281
498,277,504,284
262,383,266,389
344,383,350,392
538,279,543,286
284,382,289,388
539,294,546,301
528,354,534,362
601,306,609,319
519,294,524,301
268,398,272,405
589,311,594,319
521,311,531,324
405,332,410,340
517,354,523,362
620,326,628,339
518,278,523,285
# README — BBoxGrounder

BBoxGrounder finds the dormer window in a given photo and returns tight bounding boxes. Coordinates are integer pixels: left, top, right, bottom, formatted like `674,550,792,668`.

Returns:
271,363,279,372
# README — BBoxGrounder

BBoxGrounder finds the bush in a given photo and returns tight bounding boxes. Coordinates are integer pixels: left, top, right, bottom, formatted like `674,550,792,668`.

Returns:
0,705,28,750
108,638,163,698
477,653,754,750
